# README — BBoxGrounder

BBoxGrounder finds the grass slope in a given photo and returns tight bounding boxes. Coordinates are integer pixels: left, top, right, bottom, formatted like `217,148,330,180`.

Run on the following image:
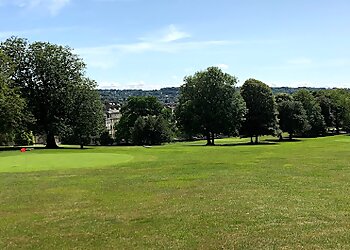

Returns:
0,136,350,249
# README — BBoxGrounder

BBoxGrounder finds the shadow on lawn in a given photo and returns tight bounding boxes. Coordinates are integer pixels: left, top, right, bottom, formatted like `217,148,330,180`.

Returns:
186,141,279,147
265,138,302,143
186,138,305,147
0,146,92,152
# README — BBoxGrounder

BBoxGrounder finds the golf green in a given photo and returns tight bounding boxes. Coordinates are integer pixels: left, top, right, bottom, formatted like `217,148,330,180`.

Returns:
0,152,133,172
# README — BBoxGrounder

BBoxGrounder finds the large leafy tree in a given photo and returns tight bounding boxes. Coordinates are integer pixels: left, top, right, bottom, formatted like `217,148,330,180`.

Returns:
275,93,309,140
293,89,326,136
115,96,166,144
62,79,105,149
315,90,335,129
328,89,350,133
0,51,30,144
132,115,172,145
175,67,245,145
1,37,102,148
240,79,279,143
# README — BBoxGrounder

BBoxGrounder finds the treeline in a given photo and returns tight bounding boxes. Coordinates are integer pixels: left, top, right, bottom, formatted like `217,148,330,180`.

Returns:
2,37,350,148
115,67,350,145
100,87,179,105
99,87,336,106
0,37,105,148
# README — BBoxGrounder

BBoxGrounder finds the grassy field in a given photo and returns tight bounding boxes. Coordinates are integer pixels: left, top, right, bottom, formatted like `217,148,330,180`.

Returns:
1,135,350,249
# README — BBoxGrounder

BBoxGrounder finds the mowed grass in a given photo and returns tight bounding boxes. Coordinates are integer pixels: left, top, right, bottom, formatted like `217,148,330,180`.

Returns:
1,136,350,249
0,151,133,172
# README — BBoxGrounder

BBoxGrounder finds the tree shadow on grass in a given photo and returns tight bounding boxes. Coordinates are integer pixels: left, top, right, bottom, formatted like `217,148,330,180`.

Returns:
186,141,279,147
0,146,92,152
185,137,307,147
264,138,302,143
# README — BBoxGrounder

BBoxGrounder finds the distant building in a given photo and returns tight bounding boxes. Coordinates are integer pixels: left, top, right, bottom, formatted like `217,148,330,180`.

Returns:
105,107,121,138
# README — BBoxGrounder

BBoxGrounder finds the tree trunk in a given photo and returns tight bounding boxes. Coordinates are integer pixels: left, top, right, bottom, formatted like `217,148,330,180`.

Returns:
250,137,253,144
255,136,259,144
279,134,283,141
80,144,84,149
206,131,212,146
211,132,215,146
46,132,58,149
289,133,293,140
335,113,340,134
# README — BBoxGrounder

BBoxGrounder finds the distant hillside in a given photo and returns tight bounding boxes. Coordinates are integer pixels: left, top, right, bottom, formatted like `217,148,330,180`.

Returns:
99,87,332,105
99,87,179,105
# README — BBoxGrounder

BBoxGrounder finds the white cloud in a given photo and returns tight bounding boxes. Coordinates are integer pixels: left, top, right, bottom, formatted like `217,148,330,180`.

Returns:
76,23,234,70
140,24,190,43
160,25,191,42
126,80,145,89
99,81,121,89
0,0,70,15
98,80,145,89
48,0,70,15
97,79,181,90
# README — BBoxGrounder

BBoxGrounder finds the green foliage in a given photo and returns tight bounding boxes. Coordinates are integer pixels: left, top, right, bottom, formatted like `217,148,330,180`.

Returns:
0,50,31,144
276,94,309,139
1,37,102,148
240,79,279,143
115,96,172,145
132,115,172,145
14,131,34,146
62,79,105,148
99,131,114,146
328,89,350,133
100,87,179,105
275,93,293,103
293,89,326,136
175,66,245,145
315,90,335,128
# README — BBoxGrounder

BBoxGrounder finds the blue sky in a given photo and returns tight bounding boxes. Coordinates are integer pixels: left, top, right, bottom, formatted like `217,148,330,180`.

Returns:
0,0,350,89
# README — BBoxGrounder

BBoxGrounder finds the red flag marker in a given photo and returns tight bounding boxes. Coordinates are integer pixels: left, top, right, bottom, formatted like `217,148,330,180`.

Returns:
20,148,26,153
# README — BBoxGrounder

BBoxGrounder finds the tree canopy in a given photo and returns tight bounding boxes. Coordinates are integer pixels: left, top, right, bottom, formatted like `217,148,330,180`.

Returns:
293,89,326,136
0,37,104,148
275,93,309,140
240,79,279,143
115,96,171,145
175,67,246,145
0,50,30,144
61,79,105,149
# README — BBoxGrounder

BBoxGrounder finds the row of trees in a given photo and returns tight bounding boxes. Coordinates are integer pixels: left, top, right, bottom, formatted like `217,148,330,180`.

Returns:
0,37,105,148
2,36,350,147
115,67,350,146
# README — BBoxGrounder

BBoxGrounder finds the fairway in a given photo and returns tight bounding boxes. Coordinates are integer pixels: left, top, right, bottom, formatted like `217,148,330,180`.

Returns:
0,152,133,172
1,135,350,249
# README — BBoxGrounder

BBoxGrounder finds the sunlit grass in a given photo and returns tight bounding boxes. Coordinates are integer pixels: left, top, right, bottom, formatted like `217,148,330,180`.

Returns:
1,135,350,248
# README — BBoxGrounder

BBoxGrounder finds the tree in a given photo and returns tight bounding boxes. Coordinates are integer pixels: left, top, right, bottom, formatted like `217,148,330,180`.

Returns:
99,131,114,146
315,90,335,129
275,94,309,140
0,50,30,144
293,89,326,136
115,96,167,144
240,79,279,143
132,115,172,145
62,79,105,149
175,67,245,145
328,89,350,134
1,37,96,148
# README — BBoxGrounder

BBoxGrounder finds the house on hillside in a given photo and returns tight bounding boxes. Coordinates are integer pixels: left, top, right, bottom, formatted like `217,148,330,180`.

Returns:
105,107,121,138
